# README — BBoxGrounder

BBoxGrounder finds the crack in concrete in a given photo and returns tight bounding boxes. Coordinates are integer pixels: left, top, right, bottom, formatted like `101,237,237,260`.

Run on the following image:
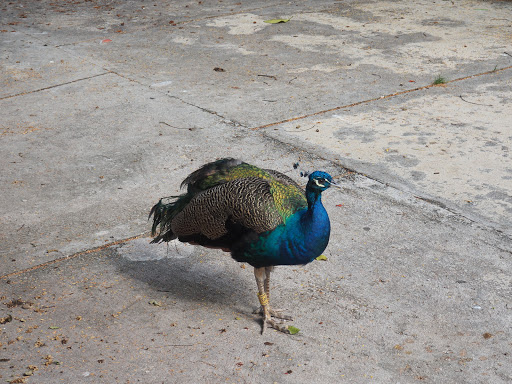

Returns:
0,72,112,100
92,68,246,128
165,93,245,128
262,131,512,242
0,232,151,280
251,65,512,130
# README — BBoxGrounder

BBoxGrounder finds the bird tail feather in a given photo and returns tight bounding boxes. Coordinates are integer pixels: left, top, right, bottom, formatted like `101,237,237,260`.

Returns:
149,194,192,243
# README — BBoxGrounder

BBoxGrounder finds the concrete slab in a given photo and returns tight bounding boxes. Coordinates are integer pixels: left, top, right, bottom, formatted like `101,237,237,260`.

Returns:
265,69,512,236
1,0,512,382
0,69,335,275
1,71,241,275
1,173,511,383
0,32,107,99
46,0,512,126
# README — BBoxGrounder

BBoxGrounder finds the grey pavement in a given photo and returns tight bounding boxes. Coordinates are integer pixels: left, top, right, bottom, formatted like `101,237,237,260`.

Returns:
1,0,511,383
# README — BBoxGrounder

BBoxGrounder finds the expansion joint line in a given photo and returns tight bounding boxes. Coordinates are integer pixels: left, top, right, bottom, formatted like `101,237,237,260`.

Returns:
0,72,112,100
0,232,151,280
251,65,512,130
166,94,246,128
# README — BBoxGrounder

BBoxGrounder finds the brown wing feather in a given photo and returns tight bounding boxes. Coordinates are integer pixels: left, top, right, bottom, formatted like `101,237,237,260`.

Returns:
171,177,283,239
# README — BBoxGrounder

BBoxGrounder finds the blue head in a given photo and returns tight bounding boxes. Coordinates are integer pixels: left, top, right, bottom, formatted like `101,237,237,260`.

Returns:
307,171,336,192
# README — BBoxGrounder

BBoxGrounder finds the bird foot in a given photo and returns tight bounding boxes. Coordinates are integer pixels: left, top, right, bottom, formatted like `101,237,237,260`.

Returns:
263,317,291,334
256,306,294,334
253,306,293,321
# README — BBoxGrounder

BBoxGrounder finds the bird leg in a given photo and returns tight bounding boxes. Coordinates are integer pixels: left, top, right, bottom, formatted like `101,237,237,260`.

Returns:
253,266,293,320
254,267,292,334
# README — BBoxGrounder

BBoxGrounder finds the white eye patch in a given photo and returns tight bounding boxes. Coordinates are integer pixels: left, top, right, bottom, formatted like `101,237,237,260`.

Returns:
313,178,326,187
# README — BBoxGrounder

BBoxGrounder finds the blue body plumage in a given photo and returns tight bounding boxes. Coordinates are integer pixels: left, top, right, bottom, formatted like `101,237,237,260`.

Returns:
232,171,332,267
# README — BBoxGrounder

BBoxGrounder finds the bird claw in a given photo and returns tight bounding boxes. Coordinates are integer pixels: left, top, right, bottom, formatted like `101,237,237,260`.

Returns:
253,306,293,321
270,310,293,321
256,306,293,334
262,317,291,335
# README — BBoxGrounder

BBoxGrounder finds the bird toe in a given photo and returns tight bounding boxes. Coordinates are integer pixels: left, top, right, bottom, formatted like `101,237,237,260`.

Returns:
266,318,290,334
269,309,293,321
253,306,293,321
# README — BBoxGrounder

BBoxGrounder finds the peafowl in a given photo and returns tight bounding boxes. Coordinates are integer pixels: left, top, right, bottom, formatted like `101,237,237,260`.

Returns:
149,158,337,334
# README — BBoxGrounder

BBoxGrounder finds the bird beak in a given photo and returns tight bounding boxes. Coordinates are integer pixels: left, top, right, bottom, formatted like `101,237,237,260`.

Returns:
329,179,343,189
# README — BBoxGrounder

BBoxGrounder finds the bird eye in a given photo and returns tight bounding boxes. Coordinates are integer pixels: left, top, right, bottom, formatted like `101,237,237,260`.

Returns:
313,178,326,187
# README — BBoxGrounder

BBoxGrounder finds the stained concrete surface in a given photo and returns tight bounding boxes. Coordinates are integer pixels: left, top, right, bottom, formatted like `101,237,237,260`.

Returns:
1,0,511,383
2,177,511,383
268,70,512,235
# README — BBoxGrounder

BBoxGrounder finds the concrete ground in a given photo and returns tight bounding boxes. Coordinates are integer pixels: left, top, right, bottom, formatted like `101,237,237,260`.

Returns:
1,0,511,383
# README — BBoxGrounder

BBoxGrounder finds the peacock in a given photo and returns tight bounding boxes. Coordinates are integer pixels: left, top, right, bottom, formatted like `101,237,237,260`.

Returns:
149,158,338,334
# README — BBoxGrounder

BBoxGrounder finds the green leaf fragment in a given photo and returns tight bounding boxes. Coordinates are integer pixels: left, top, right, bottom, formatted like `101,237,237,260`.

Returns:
264,18,291,24
288,326,300,335
315,255,328,261
149,300,162,307
49,326,60,329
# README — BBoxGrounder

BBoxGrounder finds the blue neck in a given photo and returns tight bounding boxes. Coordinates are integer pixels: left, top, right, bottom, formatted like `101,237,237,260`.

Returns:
254,188,330,266
306,188,321,210
299,189,330,257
